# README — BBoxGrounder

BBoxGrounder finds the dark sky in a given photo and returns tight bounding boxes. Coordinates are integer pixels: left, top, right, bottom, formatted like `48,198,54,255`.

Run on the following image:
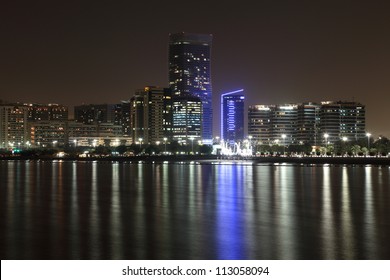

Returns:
1,0,390,137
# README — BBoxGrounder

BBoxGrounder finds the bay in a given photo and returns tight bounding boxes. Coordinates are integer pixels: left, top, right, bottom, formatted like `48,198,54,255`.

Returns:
0,160,389,259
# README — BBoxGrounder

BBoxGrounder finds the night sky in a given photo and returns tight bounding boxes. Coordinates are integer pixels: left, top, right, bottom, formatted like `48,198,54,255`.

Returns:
2,1,390,137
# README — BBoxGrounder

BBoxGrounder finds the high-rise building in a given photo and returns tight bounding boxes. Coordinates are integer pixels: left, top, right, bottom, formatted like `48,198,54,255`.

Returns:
320,101,366,143
297,102,321,145
172,95,202,143
169,32,213,143
29,121,67,147
25,103,68,121
221,89,245,146
248,105,274,145
74,104,115,124
248,104,298,145
249,101,366,146
114,101,132,136
130,86,172,145
0,104,28,149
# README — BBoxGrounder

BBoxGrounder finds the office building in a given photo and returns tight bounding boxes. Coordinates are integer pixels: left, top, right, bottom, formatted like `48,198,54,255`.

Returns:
74,104,115,124
320,101,366,143
67,121,128,147
248,105,274,145
248,104,298,145
26,103,68,121
169,32,213,143
297,102,321,145
130,86,172,145
249,101,366,146
221,89,245,146
0,104,28,149
29,121,67,147
172,95,202,143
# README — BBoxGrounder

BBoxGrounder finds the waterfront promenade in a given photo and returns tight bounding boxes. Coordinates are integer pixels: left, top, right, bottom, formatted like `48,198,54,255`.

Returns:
1,154,390,165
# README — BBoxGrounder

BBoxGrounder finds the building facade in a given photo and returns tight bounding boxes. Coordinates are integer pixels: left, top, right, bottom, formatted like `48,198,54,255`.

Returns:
130,86,172,145
297,103,321,145
221,89,245,146
172,95,202,143
248,104,298,145
74,104,115,124
29,121,67,147
169,32,213,143
248,101,366,146
0,104,29,149
26,103,68,121
320,101,366,144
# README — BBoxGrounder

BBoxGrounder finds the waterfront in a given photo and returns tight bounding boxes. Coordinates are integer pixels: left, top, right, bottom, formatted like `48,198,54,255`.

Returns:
1,160,389,259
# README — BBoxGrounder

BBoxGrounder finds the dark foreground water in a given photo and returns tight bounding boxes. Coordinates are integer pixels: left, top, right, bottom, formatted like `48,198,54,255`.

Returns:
1,160,389,260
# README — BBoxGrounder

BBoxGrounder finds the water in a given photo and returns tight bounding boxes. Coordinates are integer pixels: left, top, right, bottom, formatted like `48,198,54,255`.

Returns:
1,160,389,260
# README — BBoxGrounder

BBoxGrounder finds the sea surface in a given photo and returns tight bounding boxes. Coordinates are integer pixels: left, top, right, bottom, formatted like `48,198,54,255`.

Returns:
1,160,389,260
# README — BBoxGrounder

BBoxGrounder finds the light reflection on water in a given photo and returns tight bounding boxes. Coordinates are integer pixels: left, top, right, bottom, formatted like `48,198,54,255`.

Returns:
1,161,390,260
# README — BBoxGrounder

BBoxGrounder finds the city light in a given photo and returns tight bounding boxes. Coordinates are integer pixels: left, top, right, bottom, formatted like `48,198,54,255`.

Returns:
366,132,371,151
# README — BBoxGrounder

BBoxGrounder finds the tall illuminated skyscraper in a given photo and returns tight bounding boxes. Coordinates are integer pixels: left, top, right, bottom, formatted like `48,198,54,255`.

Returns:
169,32,213,143
221,89,245,146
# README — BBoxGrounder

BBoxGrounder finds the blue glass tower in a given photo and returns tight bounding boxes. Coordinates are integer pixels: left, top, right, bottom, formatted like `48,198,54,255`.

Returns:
221,89,245,146
169,32,213,143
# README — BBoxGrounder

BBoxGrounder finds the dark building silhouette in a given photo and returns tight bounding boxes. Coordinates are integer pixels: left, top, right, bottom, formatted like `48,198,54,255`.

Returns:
74,104,115,124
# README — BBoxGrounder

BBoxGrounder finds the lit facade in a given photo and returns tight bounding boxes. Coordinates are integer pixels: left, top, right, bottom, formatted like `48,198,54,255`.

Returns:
0,105,28,149
67,121,127,147
26,103,68,121
249,101,366,146
320,101,366,143
130,86,172,145
169,32,213,142
29,121,67,147
221,89,245,146
172,95,202,143
248,105,274,144
114,101,132,136
248,104,298,145
297,103,321,145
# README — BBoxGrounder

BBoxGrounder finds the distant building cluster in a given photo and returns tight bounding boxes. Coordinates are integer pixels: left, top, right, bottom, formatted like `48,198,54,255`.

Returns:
0,32,368,150
248,101,366,146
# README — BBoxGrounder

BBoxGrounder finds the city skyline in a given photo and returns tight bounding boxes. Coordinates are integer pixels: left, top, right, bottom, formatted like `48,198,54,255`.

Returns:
1,1,390,137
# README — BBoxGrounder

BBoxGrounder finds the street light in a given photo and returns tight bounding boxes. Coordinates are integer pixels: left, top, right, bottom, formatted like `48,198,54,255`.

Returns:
163,137,167,154
324,133,329,145
138,138,143,149
366,132,371,151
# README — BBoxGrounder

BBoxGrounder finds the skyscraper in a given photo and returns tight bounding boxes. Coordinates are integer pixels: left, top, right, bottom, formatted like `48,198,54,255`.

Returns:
221,89,245,146
169,32,213,143
130,86,172,145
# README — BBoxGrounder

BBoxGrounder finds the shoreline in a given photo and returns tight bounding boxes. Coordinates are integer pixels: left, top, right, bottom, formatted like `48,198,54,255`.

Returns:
1,155,390,165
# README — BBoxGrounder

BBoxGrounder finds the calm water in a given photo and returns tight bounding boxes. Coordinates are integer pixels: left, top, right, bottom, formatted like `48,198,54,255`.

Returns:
1,160,389,260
